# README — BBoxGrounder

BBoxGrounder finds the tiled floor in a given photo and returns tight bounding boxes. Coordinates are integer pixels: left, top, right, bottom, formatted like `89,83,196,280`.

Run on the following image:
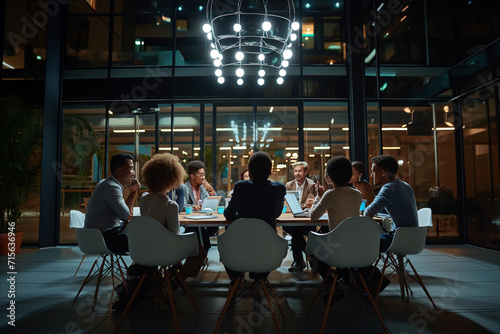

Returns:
1,244,500,334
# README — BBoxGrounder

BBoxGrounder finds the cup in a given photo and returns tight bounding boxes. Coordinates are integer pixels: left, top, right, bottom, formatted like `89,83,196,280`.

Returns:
185,206,193,214
282,205,287,213
217,206,224,214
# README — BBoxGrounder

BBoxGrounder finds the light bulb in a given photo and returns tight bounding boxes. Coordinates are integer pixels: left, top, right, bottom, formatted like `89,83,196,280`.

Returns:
258,54,265,61
213,59,221,67
291,21,300,31
235,51,244,61
236,68,244,77
262,21,271,31
210,49,219,59
218,77,225,84
207,32,212,40
277,77,284,85
237,78,244,85
258,78,265,86
279,69,286,77
290,33,297,41
215,69,222,77
283,49,292,59
258,69,265,77
281,60,289,67
203,24,212,33
233,23,241,32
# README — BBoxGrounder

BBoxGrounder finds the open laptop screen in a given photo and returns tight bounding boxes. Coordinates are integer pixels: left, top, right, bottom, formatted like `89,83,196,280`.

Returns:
201,196,222,211
285,193,304,215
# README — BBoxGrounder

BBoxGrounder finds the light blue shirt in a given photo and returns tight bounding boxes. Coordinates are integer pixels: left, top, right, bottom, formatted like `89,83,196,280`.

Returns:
364,179,418,228
84,176,130,232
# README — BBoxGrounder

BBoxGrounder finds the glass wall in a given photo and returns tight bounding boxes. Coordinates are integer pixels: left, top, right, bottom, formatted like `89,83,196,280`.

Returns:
379,103,459,239
303,102,349,187
60,105,106,243
463,82,500,248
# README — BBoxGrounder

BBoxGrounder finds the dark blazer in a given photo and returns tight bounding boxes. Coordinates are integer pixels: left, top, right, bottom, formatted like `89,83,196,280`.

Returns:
224,179,286,230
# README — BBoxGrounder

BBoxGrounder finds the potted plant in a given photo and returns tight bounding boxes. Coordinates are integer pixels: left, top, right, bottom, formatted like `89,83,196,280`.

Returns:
0,95,43,254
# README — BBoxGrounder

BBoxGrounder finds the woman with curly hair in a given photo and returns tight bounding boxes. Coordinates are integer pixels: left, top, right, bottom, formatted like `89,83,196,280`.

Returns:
140,153,206,281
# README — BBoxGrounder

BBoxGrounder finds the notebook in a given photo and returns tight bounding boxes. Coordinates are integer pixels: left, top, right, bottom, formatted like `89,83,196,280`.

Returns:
285,193,310,217
200,196,222,212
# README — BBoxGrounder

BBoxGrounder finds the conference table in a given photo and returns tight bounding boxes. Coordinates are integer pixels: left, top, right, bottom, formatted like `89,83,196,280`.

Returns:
179,211,328,227
179,212,329,250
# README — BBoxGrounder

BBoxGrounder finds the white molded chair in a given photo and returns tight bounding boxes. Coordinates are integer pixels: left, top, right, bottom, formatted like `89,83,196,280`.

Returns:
214,218,288,334
305,216,387,334
115,216,200,333
375,224,437,309
74,227,128,310
418,207,433,227
70,210,86,277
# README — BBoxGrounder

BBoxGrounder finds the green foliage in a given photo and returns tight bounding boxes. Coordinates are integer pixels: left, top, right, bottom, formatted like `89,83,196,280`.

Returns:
0,96,43,232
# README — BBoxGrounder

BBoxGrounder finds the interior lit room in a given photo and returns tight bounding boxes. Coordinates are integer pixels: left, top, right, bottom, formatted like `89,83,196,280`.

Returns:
1,0,499,333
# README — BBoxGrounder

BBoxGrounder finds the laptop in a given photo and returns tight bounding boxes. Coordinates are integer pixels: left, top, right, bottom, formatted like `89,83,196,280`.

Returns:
200,196,222,212
285,193,310,217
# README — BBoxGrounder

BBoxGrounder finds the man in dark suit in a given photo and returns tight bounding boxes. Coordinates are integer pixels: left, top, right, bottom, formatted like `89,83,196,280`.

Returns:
223,151,286,283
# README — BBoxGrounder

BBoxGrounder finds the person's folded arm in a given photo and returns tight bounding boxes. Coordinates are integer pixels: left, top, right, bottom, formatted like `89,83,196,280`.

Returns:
310,191,329,221
107,184,131,222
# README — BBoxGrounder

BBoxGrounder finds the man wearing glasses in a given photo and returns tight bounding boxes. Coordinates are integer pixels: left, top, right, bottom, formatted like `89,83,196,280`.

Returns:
182,160,218,251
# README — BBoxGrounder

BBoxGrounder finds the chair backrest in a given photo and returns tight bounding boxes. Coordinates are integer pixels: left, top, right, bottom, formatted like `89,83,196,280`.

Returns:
386,226,428,255
123,216,199,267
70,210,85,228
75,228,111,255
418,208,433,227
218,218,288,273
306,216,383,268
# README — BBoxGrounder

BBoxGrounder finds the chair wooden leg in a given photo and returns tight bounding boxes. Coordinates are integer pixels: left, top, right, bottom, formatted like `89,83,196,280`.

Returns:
356,272,388,334
374,256,390,302
307,268,331,314
174,268,200,314
349,270,364,311
260,279,281,334
407,259,437,309
213,276,241,334
320,273,338,334
115,273,148,332
74,255,86,277
92,255,107,310
396,254,407,301
265,278,286,318
115,255,129,295
74,257,99,301
165,273,180,334
368,255,383,281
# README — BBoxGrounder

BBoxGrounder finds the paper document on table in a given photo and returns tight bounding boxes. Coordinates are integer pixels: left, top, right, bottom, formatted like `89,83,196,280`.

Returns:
184,215,218,220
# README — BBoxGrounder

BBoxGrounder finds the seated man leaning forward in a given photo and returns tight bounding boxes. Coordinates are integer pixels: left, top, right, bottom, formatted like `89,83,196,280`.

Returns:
84,153,141,254
363,154,419,251
223,151,286,285
361,154,418,294
140,153,207,281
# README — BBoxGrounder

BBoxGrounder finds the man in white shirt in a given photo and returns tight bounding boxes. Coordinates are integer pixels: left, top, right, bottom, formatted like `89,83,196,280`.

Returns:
85,153,141,253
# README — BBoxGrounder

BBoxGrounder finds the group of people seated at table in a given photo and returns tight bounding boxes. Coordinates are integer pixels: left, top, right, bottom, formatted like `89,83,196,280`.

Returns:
83,150,419,308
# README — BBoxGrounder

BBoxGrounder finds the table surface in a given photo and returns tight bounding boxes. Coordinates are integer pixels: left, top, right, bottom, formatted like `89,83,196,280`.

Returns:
179,212,328,226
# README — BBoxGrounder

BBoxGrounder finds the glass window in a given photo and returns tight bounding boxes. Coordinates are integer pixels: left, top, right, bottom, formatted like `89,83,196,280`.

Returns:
463,83,500,248
112,14,174,66
65,16,110,68
176,4,209,66
3,1,47,70
60,105,106,243
303,102,349,186
380,103,459,239
69,0,111,14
